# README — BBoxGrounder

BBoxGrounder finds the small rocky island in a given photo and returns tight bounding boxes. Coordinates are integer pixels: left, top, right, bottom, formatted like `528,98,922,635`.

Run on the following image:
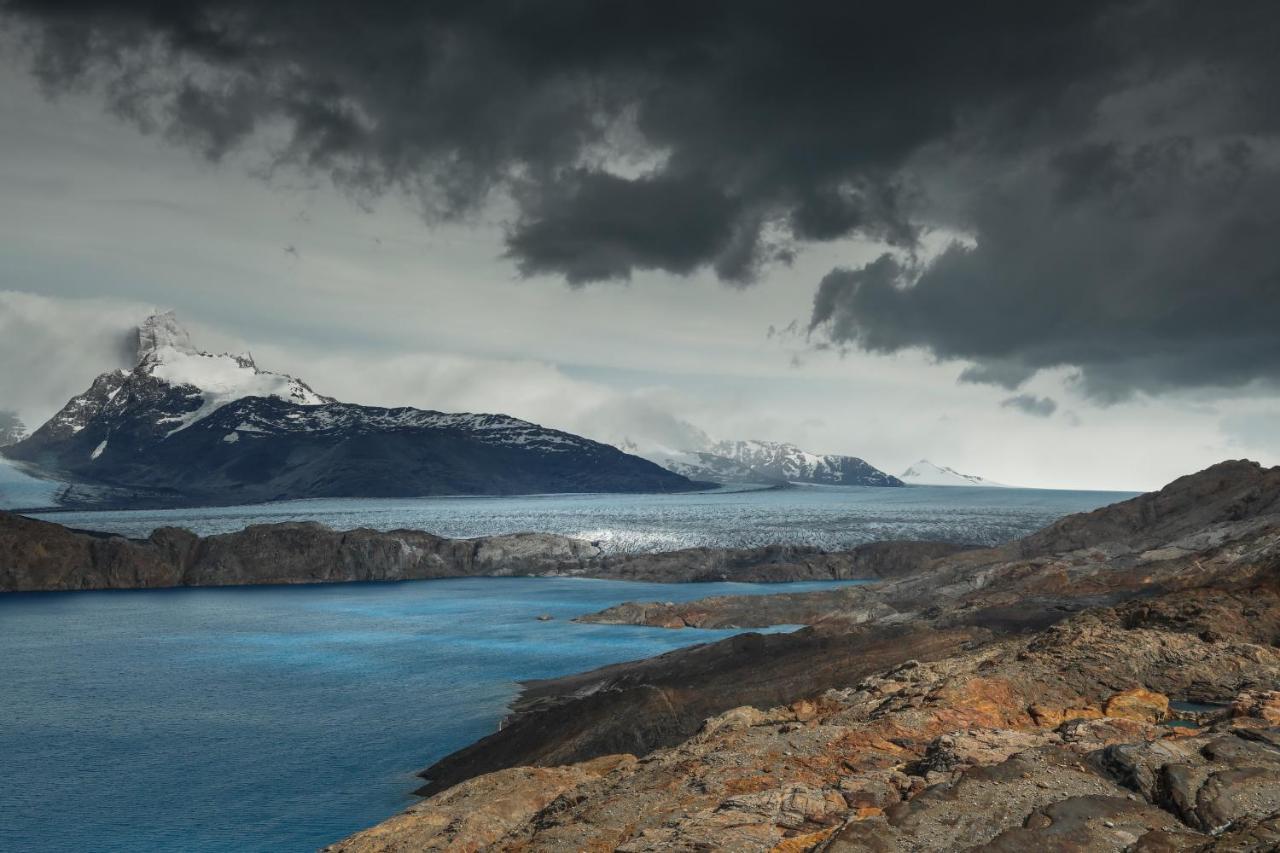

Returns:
320,460,1280,851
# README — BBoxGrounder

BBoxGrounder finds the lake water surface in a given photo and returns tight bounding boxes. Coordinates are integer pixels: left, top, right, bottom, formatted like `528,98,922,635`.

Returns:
1,577,856,852
2,484,1133,851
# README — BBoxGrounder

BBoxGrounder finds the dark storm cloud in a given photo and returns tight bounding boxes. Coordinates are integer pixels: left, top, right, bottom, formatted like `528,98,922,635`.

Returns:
505,170,746,284
1001,395,1058,418
4,1,1280,395
809,134,1280,400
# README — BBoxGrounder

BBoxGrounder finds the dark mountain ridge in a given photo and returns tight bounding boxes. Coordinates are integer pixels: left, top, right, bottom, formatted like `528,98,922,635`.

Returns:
3,313,697,506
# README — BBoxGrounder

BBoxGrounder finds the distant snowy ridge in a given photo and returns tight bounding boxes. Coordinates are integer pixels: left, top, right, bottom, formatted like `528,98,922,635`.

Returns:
900,459,1011,488
635,437,902,487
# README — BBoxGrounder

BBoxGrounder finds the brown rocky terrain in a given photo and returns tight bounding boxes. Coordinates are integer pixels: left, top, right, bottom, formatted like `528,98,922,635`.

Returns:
325,460,1280,851
0,512,962,592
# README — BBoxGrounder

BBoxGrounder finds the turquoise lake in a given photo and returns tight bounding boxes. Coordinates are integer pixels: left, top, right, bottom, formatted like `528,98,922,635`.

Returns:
0,577,857,852
0,484,1131,851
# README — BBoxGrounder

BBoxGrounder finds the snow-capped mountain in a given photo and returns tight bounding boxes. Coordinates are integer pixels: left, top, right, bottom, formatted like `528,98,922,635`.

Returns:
33,312,332,447
899,460,1010,488
642,438,901,487
5,312,696,507
707,440,902,486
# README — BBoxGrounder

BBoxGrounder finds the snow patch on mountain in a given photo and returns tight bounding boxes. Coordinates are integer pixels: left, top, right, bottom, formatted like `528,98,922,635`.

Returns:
125,312,332,434
148,344,329,434
900,460,1010,488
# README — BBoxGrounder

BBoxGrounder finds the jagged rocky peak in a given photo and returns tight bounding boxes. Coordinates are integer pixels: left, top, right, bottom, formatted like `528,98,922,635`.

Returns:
136,310,197,361
130,311,329,409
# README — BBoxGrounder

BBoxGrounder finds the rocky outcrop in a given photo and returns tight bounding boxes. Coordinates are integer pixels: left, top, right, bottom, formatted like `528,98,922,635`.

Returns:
0,513,607,591
596,540,968,585
579,584,893,629
1014,458,1280,555
385,461,1280,835
582,459,1280,630
1,513,962,592
332,572,1280,851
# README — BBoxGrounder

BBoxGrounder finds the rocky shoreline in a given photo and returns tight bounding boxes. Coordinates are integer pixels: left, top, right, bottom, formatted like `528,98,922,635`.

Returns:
326,459,1280,851
0,512,959,592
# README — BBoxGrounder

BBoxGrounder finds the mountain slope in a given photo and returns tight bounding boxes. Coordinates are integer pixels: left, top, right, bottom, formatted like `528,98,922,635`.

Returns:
900,459,1010,487
4,313,697,506
649,439,901,487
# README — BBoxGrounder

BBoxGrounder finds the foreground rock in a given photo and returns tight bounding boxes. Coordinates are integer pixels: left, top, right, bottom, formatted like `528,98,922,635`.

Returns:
332,552,1280,850
392,461,1280,828
0,513,962,592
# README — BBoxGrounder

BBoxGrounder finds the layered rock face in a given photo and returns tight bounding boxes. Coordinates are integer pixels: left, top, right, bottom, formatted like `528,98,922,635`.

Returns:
328,460,1280,851
0,513,601,591
0,513,960,592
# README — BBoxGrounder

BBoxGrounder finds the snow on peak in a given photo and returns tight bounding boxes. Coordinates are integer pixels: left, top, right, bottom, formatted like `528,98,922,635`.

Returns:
900,459,1010,488
129,311,331,435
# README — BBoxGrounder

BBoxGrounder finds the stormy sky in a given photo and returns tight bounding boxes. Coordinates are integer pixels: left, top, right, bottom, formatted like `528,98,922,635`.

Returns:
2,1,1279,489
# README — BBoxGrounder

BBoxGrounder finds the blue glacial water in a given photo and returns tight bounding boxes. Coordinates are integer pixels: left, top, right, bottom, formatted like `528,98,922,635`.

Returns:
2,484,1133,851
30,483,1132,552
0,577,858,853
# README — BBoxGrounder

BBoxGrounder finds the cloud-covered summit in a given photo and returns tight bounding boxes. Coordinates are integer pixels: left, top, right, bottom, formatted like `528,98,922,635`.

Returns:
5,1,1280,397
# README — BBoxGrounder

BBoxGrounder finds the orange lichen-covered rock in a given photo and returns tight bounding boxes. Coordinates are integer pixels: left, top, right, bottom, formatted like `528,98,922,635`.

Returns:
1104,688,1169,724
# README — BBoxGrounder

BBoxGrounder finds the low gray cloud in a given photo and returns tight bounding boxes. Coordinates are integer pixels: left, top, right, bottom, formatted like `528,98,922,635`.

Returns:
0,291,141,426
1001,394,1058,418
4,1,1280,398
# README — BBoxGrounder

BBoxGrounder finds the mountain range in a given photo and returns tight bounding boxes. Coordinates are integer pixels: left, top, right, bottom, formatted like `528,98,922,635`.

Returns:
2,313,698,507
642,439,903,487
2,312,1012,507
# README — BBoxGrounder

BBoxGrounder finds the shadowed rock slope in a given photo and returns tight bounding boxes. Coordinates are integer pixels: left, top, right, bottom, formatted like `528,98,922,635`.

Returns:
328,460,1280,851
